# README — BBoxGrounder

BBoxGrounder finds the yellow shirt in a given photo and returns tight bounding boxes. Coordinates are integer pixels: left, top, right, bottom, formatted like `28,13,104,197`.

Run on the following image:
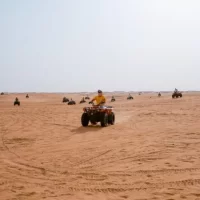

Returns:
93,95,106,105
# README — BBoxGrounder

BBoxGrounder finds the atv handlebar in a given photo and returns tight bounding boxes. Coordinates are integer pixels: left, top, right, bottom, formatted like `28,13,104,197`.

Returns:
89,101,105,107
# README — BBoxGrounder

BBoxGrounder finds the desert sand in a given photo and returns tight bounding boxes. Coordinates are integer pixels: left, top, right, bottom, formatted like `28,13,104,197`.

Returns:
0,92,200,200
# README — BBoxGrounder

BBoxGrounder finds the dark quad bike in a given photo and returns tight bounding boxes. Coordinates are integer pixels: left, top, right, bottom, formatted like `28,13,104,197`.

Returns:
85,96,90,100
63,97,69,103
80,99,86,104
68,100,76,105
14,98,20,106
81,104,115,127
172,91,182,98
111,96,115,102
127,96,133,100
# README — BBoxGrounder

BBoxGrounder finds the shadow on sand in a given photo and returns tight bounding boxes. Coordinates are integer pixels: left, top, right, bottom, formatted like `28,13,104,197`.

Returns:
71,125,103,134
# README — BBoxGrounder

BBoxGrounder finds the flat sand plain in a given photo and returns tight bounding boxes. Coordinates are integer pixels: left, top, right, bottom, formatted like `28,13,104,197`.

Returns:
0,92,200,200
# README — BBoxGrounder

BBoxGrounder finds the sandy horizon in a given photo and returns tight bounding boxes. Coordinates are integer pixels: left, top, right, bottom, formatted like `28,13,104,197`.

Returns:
0,92,200,200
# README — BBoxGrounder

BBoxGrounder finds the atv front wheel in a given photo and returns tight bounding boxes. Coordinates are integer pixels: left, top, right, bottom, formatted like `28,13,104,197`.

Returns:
100,113,108,127
108,112,115,125
81,113,90,127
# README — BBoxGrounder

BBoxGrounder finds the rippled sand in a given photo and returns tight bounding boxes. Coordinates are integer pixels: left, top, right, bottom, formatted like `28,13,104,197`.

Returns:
0,92,200,200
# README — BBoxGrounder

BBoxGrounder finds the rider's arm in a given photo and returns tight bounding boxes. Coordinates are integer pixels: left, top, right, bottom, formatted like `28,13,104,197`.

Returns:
90,96,96,103
91,97,96,102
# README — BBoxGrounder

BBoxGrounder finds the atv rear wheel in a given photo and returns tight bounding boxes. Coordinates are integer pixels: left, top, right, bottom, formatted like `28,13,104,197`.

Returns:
100,113,108,127
81,113,90,127
108,112,115,125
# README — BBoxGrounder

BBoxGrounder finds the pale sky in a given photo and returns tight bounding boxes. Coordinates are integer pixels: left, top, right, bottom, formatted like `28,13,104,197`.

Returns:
0,0,200,92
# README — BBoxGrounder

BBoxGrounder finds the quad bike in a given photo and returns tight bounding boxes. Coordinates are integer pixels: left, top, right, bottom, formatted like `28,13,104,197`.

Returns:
81,103,115,127
68,100,76,105
14,98,20,106
1,92,4,95
85,96,90,100
63,97,69,103
158,93,161,97
127,96,133,100
26,94,29,98
111,98,115,102
172,91,182,98
80,99,86,104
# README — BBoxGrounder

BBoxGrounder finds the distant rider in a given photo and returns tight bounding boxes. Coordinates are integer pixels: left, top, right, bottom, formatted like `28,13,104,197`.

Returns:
89,90,106,106
174,88,178,93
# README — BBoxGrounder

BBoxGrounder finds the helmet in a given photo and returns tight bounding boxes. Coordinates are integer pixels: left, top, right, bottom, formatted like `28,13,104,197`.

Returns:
98,90,102,93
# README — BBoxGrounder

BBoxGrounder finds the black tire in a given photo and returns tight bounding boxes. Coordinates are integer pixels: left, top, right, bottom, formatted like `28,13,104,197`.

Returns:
108,112,115,125
81,113,90,127
172,94,175,98
179,93,182,98
100,113,108,127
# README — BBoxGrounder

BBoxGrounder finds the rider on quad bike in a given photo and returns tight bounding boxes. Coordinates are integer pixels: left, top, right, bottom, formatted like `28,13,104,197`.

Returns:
82,90,115,127
174,88,178,93
89,90,106,106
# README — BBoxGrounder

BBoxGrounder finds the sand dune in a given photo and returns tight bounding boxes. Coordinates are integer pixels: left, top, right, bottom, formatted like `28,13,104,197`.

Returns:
0,92,200,200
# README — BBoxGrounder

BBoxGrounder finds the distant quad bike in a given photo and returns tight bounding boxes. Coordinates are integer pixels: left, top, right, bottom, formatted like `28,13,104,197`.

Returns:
127,96,133,100
80,99,86,104
85,95,90,100
26,94,29,98
63,97,69,103
14,98,20,106
68,99,76,105
1,92,4,95
172,91,182,98
158,93,161,97
81,103,115,127
111,97,115,102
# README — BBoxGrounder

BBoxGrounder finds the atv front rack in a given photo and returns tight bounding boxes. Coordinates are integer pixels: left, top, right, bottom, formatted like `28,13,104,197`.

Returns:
83,105,113,113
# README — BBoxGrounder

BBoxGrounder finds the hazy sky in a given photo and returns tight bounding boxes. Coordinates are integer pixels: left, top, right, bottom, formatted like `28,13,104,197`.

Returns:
0,0,200,92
